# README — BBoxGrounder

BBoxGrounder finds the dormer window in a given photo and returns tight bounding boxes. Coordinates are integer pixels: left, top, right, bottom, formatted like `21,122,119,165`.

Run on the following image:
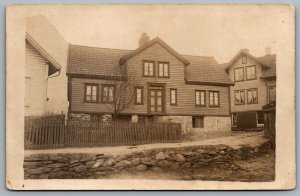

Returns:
143,61,154,77
158,62,169,78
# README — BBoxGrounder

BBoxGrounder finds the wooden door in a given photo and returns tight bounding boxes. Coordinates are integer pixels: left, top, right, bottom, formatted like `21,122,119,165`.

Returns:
149,86,163,113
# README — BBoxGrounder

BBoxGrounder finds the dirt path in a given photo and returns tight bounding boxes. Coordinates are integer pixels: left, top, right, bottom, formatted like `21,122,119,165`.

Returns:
25,132,266,156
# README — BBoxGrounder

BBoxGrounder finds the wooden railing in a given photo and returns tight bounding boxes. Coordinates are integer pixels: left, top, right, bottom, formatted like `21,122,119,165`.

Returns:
24,117,182,149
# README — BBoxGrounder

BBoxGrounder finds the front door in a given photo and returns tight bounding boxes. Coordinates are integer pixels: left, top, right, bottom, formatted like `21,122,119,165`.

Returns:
149,85,164,114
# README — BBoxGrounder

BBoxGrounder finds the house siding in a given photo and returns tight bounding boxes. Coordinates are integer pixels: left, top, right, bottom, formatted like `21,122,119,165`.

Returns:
228,56,267,113
69,43,230,116
25,42,49,116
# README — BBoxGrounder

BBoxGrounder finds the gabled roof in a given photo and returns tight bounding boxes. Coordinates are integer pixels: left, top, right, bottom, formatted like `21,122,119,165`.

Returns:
67,44,131,78
67,43,233,86
223,49,270,70
222,49,276,79
26,15,68,75
119,37,190,66
184,55,233,86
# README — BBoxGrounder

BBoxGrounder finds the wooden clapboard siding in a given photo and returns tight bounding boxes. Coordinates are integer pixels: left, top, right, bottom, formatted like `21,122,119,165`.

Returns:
70,42,230,116
228,55,268,113
25,42,49,116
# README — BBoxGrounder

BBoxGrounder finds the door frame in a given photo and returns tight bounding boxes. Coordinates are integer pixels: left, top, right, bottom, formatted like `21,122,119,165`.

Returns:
147,83,166,114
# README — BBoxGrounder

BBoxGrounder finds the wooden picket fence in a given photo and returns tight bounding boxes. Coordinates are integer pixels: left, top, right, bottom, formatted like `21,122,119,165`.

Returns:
64,120,181,147
24,117,182,149
24,114,65,150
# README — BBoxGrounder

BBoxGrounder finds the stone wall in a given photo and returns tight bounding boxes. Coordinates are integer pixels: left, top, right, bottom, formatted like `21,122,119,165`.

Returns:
193,116,231,133
24,142,270,179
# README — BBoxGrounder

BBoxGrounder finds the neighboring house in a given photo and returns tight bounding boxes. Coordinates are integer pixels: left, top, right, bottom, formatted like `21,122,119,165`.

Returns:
66,34,234,132
25,16,68,116
222,48,276,130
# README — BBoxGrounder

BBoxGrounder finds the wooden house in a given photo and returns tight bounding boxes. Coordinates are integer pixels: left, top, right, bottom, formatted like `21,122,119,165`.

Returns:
25,16,68,116
223,48,276,130
66,34,233,132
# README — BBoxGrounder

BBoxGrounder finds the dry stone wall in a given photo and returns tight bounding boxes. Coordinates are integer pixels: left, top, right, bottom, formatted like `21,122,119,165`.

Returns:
24,142,270,179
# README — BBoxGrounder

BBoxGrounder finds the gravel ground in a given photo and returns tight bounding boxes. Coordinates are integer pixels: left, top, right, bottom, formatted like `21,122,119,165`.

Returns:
25,132,266,156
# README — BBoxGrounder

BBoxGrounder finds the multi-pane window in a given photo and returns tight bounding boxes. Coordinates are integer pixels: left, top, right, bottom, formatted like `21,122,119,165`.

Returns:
143,61,154,76
158,62,169,77
234,67,244,82
102,85,114,103
135,87,143,105
192,116,204,128
85,84,98,102
247,88,258,104
209,91,219,107
231,113,237,127
235,90,245,105
195,90,205,106
170,89,177,105
269,86,276,102
246,65,256,80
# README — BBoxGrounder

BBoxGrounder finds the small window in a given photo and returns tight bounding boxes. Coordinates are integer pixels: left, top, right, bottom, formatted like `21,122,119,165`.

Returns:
209,91,219,107
143,61,155,77
102,85,115,103
242,56,247,64
25,77,31,107
235,90,245,105
195,90,205,106
158,62,169,77
85,84,98,102
269,86,276,102
170,88,177,105
257,111,264,126
246,65,256,80
135,86,143,105
232,113,237,127
234,67,244,82
192,116,204,128
247,88,258,104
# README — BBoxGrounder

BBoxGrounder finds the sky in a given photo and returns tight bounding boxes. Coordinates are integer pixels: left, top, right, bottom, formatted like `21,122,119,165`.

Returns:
23,5,289,114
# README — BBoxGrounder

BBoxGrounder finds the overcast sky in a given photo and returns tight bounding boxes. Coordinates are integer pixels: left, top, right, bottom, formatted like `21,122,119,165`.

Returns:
23,5,290,114
32,5,285,63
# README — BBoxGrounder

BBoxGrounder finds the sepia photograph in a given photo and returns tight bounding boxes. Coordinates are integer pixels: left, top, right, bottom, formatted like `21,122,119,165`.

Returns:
6,4,295,190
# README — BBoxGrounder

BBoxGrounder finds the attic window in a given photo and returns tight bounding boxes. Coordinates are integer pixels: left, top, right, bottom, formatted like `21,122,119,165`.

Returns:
242,56,247,64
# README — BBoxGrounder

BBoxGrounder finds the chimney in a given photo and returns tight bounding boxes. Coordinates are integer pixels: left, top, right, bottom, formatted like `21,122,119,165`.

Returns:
139,33,150,47
242,48,249,53
265,47,271,55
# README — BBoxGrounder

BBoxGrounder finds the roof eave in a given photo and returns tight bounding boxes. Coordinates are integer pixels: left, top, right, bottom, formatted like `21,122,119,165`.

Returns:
185,80,234,87
26,33,62,75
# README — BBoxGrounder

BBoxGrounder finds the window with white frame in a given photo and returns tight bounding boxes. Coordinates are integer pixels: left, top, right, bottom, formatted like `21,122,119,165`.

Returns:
209,91,219,107
143,61,154,76
234,67,244,82
246,65,256,80
135,86,143,104
195,90,205,106
247,88,258,104
102,85,114,103
170,88,177,105
235,90,245,105
158,62,169,77
85,84,98,102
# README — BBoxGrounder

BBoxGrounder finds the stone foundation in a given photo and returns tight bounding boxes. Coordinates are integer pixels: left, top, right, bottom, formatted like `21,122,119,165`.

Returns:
24,142,270,179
